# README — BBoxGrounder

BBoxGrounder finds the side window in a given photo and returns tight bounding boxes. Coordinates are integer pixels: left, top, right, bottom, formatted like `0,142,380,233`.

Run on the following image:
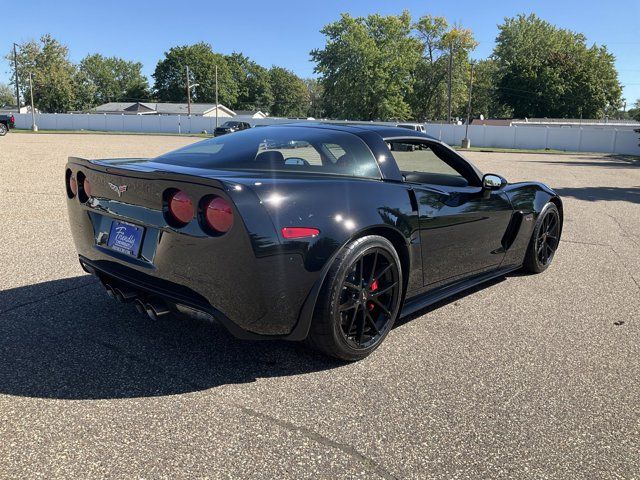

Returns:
389,140,470,187
323,143,347,161
261,141,324,166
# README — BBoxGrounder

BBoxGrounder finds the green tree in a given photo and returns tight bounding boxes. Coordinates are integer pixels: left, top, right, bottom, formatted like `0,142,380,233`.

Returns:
79,54,150,104
409,15,478,121
226,53,273,111
7,34,79,112
311,12,421,120
629,100,640,122
304,78,324,118
0,82,14,106
469,59,513,119
153,43,237,106
268,66,310,117
493,14,622,118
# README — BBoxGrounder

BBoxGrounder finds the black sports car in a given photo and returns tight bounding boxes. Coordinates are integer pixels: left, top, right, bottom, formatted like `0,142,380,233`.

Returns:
65,123,562,360
213,120,251,137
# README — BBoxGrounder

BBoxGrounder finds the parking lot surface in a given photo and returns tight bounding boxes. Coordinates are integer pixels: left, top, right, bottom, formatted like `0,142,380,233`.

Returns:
0,133,638,479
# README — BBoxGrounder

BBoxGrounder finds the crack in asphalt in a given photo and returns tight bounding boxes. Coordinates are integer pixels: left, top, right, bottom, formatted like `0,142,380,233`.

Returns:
92,337,398,480
560,239,640,293
0,278,98,316
560,239,610,247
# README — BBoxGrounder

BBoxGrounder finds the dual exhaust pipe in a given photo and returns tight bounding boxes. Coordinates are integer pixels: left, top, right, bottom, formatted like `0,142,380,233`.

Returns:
104,283,169,320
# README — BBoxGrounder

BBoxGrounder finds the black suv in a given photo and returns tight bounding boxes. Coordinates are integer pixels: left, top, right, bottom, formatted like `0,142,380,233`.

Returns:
0,114,15,136
213,121,251,137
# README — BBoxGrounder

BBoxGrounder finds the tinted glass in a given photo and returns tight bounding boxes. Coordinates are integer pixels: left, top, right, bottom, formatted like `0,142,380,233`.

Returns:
389,140,469,187
156,126,380,178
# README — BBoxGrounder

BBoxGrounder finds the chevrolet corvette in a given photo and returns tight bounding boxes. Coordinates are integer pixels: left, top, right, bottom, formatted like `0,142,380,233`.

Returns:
65,123,562,360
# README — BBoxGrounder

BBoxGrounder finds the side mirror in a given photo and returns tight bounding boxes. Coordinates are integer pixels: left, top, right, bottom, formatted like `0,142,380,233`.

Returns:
482,173,507,190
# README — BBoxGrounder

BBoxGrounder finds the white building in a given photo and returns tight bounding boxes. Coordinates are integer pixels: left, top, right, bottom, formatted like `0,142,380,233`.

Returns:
91,102,236,118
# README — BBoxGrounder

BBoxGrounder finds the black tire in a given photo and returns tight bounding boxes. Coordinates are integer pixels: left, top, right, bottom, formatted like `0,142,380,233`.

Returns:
0,123,7,136
306,235,403,361
523,202,560,273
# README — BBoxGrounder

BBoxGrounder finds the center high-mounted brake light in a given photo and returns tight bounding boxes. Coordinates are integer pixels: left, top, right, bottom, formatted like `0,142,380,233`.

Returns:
167,190,194,225
281,227,320,239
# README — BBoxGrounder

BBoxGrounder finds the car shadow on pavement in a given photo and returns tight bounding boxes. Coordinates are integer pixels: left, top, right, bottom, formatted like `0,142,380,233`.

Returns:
524,154,640,170
553,186,640,204
0,276,343,400
0,271,514,401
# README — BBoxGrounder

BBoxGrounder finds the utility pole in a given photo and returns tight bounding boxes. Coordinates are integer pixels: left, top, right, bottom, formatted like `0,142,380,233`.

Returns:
447,42,453,124
186,65,192,116
29,72,37,131
215,64,219,128
13,43,20,110
462,62,474,149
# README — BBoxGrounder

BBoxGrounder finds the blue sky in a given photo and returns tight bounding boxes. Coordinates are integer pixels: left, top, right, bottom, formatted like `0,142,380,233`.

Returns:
2,0,639,106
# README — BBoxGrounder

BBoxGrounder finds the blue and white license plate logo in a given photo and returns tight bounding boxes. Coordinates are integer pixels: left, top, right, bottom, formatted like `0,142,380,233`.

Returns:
107,221,143,257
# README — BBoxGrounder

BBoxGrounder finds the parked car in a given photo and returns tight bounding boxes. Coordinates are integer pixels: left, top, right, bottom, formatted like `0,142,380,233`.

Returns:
397,123,426,133
0,114,15,136
65,123,562,360
213,121,251,137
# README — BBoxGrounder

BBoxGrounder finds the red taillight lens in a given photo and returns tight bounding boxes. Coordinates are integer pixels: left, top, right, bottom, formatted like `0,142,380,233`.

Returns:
83,178,91,197
281,227,320,239
69,176,78,196
204,196,234,233
168,190,194,225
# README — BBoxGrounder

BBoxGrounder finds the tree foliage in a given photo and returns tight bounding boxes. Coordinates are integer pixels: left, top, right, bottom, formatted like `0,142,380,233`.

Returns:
469,59,513,119
409,15,478,120
153,43,237,106
7,35,83,112
0,83,14,106
79,54,150,104
268,66,310,117
493,14,622,118
225,53,273,110
311,12,421,120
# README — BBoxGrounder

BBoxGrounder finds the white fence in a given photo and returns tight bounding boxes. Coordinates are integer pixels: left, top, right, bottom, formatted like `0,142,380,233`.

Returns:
12,114,640,155
424,124,640,156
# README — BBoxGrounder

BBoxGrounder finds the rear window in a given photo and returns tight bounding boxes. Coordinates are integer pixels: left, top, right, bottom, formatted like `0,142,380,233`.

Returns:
156,126,380,178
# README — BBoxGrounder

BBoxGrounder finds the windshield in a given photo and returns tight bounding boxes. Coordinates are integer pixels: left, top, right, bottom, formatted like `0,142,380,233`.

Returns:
156,126,380,178
221,121,241,128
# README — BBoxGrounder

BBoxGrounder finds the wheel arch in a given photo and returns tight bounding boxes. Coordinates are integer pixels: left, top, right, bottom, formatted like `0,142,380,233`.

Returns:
352,225,411,300
287,224,412,342
548,196,564,239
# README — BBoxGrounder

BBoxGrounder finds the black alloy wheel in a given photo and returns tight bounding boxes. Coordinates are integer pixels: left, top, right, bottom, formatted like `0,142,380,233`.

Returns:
535,208,560,266
307,235,403,361
524,202,561,273
337,247,400,349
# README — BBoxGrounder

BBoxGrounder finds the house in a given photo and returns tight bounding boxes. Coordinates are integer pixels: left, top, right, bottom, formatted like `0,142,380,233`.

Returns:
234,110,268,119
91,102,236,117
470,118,514,126
0,105,39,115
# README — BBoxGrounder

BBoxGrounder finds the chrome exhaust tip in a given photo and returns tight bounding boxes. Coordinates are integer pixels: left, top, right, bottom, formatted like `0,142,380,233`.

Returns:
105,284,116,299
134,298,147,315
144,300,170,320
113,287,137,303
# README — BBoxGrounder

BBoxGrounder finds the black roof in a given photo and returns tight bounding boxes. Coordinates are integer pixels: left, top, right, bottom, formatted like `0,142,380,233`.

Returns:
274,122,436,141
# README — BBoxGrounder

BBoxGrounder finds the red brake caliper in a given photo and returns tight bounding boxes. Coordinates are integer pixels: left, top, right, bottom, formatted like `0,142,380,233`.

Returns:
368,280,379,311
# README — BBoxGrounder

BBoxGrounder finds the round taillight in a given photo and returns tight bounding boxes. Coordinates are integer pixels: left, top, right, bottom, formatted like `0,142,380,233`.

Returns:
204,196,234,233
168,190,194,225
83,178,91,197
69,175,78,196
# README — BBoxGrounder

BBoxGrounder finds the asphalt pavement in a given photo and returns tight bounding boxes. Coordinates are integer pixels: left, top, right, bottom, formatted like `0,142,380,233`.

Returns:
0,133,638,479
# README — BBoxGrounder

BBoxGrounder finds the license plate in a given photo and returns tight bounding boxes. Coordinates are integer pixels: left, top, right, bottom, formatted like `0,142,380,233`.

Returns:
107,221,144,257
